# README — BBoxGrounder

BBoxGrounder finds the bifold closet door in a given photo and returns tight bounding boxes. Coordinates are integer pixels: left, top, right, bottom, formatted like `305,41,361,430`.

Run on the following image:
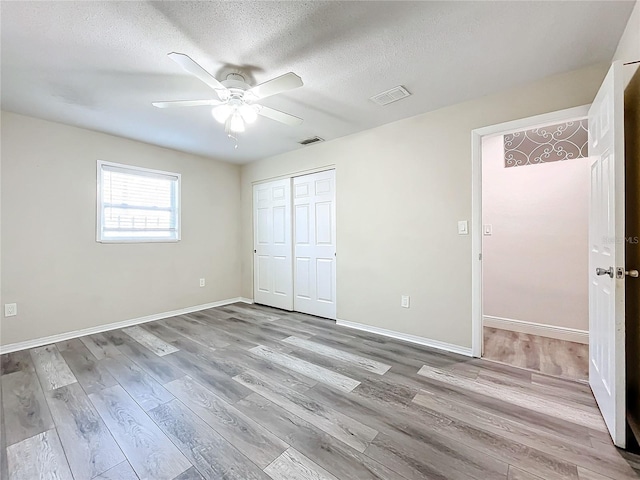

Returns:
293,170,337,319
253,179,293,310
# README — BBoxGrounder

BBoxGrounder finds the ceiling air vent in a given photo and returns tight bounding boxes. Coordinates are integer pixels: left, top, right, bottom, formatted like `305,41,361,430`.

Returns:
369,86,411,106
299,136,324,146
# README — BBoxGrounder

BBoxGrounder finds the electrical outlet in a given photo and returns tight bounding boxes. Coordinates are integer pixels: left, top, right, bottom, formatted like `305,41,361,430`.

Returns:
199,278,206,287
401,295,410,308
4,303,17,317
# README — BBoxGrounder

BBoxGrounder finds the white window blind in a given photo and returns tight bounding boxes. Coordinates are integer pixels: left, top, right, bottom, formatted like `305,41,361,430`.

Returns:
97,161,180,242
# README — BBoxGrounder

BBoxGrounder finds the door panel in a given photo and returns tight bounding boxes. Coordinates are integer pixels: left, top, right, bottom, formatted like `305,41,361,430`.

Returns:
588,62,626,448
253,180,293,310
293,170,336,319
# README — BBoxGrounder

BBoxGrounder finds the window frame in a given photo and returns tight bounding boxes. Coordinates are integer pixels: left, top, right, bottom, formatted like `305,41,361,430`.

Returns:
96,160,181,244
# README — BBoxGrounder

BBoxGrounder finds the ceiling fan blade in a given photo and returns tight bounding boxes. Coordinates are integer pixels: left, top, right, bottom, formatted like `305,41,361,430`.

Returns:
248,72,303,100
258,105,303,126
167,52,228,99
152,99,223,108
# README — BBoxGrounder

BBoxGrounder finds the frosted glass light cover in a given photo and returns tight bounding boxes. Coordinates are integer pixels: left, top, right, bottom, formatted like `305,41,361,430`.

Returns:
229,113,245,132
212,104,232,123
239,104,258,124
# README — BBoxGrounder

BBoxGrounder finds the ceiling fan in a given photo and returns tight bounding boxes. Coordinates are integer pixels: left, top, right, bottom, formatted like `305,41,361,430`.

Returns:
153,52,304,136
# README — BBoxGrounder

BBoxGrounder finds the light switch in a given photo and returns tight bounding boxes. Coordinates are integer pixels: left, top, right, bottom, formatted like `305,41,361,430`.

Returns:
483,224,492,236
457,220,469,235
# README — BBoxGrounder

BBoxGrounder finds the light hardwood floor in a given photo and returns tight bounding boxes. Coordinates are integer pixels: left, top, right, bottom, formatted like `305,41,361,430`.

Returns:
1,303,638,480
483,326,589,381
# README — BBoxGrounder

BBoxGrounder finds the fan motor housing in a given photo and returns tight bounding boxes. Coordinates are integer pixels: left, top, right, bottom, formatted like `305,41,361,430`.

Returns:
222,73,250,91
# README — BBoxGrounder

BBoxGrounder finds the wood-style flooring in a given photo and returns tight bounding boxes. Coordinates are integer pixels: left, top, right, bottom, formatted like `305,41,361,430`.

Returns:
1,303,638,480
483,326,589,381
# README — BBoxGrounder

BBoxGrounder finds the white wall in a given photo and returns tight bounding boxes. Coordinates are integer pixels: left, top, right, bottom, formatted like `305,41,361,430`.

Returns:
241,64,609,349
481,134,589,336
1,112,242,347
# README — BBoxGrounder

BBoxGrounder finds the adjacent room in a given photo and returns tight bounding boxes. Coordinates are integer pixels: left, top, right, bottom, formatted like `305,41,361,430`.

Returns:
1,1,639,479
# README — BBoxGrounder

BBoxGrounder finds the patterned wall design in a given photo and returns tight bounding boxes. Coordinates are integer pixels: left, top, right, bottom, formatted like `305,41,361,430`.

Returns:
504,119,588,167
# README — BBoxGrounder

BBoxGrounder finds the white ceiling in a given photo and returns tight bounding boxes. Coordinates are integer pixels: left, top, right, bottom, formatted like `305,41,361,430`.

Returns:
1,1,634,164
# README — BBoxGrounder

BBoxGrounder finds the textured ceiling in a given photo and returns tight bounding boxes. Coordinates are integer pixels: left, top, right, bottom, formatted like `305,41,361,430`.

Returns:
0,1,634,164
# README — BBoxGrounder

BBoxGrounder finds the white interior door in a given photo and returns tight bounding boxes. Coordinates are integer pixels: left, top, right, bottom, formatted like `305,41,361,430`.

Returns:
293,170,336,319
588,62,626,448
253,179,293,310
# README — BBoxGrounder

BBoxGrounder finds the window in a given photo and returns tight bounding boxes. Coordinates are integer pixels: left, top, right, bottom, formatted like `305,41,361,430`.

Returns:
97,161,180,242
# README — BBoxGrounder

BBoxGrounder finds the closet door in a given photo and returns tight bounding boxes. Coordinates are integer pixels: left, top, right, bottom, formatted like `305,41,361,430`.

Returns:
253,179,293,310
293,170,337,319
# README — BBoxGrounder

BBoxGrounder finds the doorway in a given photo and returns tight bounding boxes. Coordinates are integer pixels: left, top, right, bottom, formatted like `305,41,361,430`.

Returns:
479,120,590,381
253,169,337,320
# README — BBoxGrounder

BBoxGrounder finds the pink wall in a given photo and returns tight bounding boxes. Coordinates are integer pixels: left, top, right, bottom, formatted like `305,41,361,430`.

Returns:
482,134,589,331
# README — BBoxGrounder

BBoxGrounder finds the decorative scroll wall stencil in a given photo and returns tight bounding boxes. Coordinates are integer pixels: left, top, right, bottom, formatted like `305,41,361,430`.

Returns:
504,119,588,167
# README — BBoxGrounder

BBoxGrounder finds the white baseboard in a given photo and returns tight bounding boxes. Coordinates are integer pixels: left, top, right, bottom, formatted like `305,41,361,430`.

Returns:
483,315,588,344
336,319,472,357
0,297,246,354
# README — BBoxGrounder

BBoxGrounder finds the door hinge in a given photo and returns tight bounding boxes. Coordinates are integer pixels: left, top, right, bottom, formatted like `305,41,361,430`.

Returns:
479,253,482,261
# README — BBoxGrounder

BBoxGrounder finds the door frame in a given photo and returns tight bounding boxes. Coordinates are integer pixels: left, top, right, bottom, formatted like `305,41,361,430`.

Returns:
470,105,591,358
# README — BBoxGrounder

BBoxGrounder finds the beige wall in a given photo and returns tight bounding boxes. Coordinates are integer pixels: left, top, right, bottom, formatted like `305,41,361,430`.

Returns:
1,112,241,346
614,0,640,63
241,64,608,348
482,134,589,332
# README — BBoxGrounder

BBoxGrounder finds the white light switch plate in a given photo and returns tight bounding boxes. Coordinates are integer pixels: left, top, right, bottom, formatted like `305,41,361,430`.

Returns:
457,220,469,235
199,278,206,287
401,295,410,308
483,224,492,236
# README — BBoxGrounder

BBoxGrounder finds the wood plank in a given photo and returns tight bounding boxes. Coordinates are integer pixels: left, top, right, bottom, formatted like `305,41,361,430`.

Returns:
249,345,360,393
164,376,288,469
233,369,377,453
1,351,34,375
203,346,318,393
2,369,54,446
509,465,545,479
122,326,179,356
577,466,617,480
236,393,404,480
224,304,281,322
103,330,185,384
6,429,73,480
102,354,174,411
282,336,391,375
154,317,257,349
58,339,118,394
81,333,124,360
264,448,339,480
149,398,270,480
173,466,205,480
94,461,139,480
365,430,508,480
417,365,606,431
162,316,232,349
89,385,191,480
30,344,77,390
164,349,252,404
45,382,125,479
411,389,639,480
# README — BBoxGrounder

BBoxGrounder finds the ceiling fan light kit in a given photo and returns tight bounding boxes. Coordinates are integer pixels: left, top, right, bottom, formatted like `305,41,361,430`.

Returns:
153,52,304,143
